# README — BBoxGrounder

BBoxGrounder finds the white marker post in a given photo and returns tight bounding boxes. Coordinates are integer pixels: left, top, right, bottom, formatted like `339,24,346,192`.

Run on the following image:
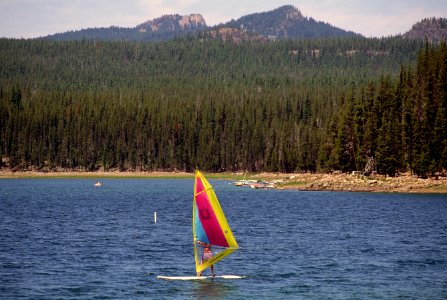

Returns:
154,211,157,223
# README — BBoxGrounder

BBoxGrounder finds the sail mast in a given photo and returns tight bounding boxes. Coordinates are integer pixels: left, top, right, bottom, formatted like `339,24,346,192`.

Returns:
193,172,200,274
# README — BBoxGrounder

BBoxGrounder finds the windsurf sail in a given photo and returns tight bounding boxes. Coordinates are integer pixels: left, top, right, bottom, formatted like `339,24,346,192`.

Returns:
193,170,239,275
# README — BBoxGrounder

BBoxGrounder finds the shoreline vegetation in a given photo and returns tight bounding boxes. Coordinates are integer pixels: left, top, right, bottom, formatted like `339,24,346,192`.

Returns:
1,170,446,194
2,41,446,182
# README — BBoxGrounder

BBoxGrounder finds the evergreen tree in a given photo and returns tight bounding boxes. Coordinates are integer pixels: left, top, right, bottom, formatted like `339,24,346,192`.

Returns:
11,83,22,109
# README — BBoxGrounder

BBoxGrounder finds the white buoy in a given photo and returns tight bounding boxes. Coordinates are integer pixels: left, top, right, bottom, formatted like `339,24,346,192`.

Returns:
154,211,157,223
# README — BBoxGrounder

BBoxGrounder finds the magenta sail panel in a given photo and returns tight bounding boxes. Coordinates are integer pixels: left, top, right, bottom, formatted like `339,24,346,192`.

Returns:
195,176,229,247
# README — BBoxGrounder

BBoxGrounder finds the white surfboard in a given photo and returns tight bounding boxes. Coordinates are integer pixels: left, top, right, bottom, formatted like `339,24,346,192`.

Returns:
157,275,244,280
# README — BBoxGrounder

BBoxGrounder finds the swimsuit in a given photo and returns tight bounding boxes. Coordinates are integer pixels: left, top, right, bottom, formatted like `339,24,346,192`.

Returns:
202,249,212,261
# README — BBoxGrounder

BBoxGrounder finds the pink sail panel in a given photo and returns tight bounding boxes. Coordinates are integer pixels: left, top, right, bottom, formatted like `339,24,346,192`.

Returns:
195,176,229,247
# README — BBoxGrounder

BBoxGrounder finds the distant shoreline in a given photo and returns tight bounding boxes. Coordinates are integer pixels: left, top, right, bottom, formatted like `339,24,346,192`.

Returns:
0,170,194,179
1,170,446,194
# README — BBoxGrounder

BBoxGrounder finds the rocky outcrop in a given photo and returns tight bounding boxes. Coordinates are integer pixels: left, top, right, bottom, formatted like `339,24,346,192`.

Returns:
403,17,447,43
136,14,207,33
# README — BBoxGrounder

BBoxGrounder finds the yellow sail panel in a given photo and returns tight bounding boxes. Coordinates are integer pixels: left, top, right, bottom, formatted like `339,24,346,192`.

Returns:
202,178,238,248
196,248,236,273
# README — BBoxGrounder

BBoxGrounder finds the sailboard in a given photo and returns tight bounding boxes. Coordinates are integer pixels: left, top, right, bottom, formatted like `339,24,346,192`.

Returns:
156,275,244,281
158,170,242,280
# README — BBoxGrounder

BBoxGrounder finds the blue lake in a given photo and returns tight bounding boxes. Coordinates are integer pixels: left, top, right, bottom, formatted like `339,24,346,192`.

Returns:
1,178,446,299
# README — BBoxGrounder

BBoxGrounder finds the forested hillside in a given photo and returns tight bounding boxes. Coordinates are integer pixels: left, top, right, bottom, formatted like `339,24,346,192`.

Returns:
2,36,443,176
44,14,207,42
223,5,359,39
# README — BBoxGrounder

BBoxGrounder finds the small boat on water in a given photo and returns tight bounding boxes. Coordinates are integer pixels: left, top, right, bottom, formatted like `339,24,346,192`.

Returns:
234,180,253,186
249,182,275,189
234,173,249,186
234,177,283,189
94,181,102,187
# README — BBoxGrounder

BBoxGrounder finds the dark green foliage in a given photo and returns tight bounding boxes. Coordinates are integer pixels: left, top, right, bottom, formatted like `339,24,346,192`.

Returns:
323,42,447,177
11,83,22,109
1,37,444,174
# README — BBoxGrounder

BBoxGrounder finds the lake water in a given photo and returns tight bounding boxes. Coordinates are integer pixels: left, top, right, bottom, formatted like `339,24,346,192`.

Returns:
1,178,446,299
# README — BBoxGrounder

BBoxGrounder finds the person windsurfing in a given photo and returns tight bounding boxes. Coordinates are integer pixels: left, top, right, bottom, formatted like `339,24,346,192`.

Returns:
197,241,215,277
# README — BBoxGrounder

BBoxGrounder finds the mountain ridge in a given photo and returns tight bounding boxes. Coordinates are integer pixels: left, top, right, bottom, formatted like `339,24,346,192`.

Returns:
42,5,359,41
221,5,359,39
41,5,446,42
44,13,207,42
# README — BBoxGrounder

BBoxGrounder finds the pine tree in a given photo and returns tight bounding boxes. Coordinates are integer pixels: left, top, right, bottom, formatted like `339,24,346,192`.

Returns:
11,83,22,109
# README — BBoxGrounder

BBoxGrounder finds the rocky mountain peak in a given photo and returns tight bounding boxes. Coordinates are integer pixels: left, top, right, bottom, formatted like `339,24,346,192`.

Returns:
136,13,206,33
403,17,447,43
278,5,305,21
223,5,358,39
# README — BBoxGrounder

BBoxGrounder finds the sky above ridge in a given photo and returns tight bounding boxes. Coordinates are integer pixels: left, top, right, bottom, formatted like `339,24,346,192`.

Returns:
1,0,446,38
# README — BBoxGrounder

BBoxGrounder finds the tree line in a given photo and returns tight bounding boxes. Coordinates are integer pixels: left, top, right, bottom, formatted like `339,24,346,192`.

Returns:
1,37,444,176
319,42,447,177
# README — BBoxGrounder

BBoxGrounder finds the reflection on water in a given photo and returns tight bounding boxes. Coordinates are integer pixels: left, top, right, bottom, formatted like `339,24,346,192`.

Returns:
192,280,236,299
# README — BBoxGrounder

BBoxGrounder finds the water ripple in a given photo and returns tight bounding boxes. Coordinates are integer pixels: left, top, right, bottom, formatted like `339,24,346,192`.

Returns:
1,179,446,299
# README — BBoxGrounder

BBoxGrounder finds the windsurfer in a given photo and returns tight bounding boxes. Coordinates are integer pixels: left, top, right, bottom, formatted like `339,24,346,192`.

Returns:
197,241,215,277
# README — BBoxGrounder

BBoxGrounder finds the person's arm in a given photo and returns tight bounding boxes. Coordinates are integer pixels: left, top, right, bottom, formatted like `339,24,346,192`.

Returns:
197,241,211,247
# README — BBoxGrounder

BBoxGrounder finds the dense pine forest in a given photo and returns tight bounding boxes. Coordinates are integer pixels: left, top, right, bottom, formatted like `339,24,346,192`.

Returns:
0,36,445,176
